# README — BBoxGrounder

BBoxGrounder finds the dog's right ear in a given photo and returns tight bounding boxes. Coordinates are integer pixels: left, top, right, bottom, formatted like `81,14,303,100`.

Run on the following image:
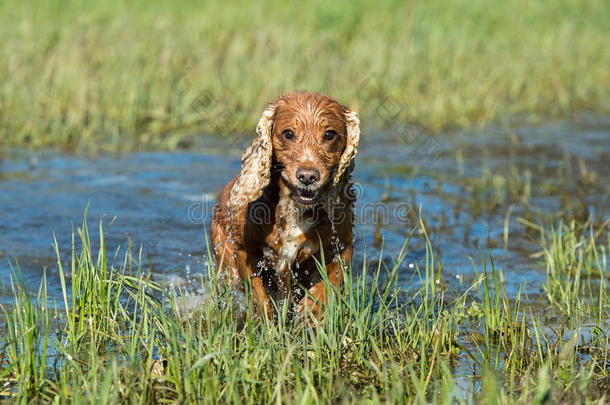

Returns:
228,103,277,211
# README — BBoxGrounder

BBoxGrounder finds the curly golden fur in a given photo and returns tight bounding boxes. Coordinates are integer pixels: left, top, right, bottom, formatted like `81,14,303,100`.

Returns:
210,91,360,321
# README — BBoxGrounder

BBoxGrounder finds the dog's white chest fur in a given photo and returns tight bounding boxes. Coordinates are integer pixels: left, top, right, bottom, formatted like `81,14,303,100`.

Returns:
272,190,319,271
278,218,315,264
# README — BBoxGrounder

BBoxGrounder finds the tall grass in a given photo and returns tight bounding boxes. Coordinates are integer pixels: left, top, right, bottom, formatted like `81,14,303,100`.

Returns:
1,0,609,150
539,219,609,319
1,215,608,402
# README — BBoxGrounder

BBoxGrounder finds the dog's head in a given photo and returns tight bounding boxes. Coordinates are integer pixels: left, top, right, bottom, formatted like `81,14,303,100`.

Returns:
229,92,360,209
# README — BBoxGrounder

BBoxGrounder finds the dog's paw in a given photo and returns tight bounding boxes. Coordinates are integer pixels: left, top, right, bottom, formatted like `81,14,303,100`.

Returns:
295,297,323,324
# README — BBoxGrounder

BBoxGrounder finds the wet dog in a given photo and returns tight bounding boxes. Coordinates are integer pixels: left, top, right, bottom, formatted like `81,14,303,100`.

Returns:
210,92,360,321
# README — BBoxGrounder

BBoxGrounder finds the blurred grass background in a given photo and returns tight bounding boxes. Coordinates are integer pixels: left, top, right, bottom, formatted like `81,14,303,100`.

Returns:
1,0,609,151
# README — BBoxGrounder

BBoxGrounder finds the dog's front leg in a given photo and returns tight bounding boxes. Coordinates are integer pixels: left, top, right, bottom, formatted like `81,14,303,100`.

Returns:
296,243,353,322
276,260,292,301
235,250,273,319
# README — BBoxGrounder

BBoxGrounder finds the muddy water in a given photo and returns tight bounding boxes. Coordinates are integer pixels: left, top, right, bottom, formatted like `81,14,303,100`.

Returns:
0,118,608,307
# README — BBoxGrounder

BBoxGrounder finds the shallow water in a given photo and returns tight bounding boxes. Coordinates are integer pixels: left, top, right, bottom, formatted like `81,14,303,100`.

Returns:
0,118,608,307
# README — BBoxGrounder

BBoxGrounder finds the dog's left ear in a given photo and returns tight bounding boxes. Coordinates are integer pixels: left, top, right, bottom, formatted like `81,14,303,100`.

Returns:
228,104,276,210
333,109,360,185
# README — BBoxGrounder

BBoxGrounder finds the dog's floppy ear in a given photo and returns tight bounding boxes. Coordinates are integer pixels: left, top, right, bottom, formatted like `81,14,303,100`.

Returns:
333,109,360,185
228,104,276,210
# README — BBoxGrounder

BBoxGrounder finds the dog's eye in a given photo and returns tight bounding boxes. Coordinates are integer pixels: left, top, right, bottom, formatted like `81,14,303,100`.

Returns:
282,130,295,140
323,130,337,141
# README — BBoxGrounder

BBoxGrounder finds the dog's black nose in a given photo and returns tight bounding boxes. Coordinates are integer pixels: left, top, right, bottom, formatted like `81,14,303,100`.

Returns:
296,168,320,185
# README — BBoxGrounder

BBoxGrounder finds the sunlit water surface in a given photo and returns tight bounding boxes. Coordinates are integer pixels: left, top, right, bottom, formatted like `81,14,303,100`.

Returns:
1,118,608,391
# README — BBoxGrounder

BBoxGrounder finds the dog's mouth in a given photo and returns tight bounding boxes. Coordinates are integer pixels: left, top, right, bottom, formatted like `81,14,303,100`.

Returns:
278,170,323,205
294,187,319,205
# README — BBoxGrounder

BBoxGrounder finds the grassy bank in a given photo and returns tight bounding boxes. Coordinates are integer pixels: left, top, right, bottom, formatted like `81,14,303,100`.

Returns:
1,0,609,151
0,215,608,403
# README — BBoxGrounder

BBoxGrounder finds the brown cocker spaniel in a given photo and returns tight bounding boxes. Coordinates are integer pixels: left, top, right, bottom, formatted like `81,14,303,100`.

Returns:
210,91,360,321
